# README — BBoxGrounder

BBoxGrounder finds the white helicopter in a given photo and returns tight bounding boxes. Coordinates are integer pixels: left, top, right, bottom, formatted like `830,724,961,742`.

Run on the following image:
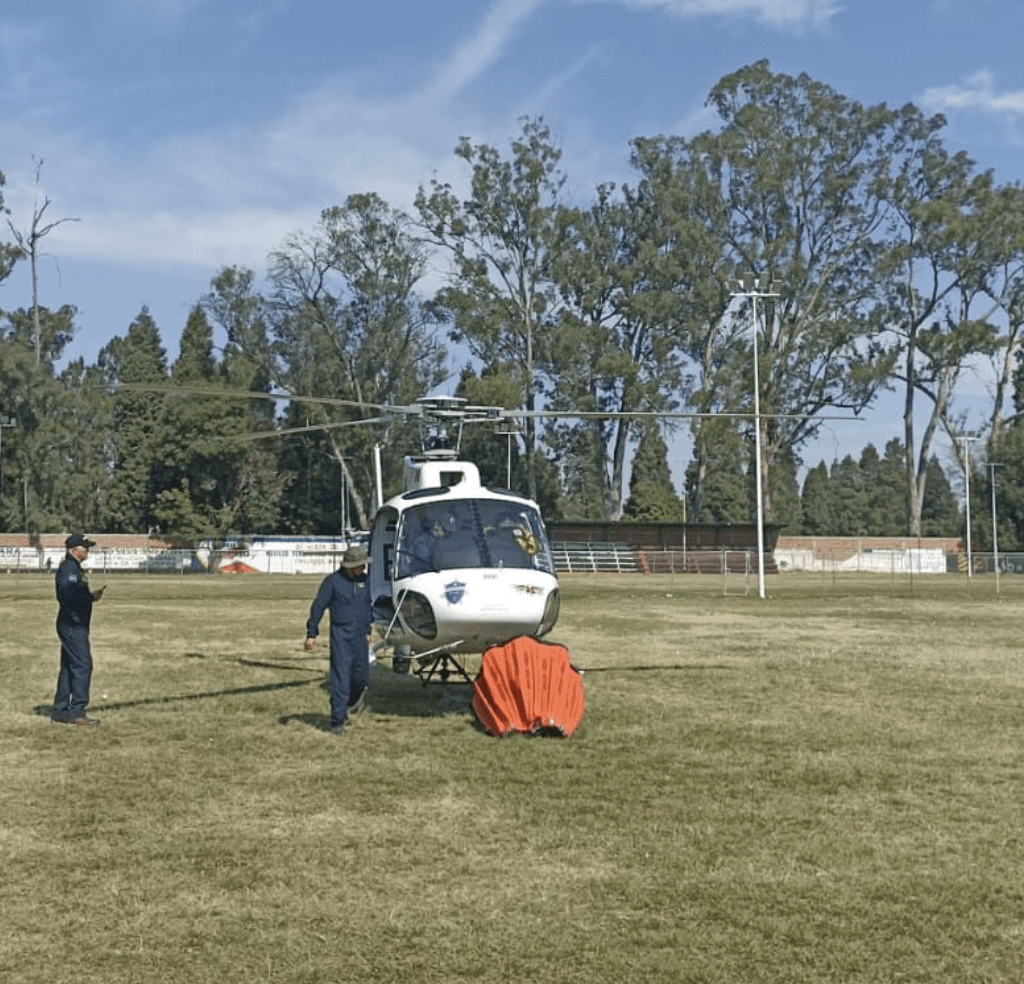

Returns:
114,383,858,679
338,393,857,671
113,383,560,680
365,396,559,682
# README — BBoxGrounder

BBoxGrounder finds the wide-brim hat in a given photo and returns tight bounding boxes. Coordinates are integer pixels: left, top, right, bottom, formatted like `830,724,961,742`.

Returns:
340,545,370,569
65,533,97,550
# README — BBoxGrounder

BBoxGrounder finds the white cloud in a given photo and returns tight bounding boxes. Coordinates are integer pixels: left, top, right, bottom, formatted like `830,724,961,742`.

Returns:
4,0,849,281
527,45,605,111
2,1,566,277
920,71,1024,116
573,0,842,32
420,0,549,104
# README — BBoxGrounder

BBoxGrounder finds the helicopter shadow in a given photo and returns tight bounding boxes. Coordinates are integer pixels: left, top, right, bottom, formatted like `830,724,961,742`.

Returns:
32,675,323,719
580,663,740,674
277,670,475,731
33,650,326,720
32,651,476,730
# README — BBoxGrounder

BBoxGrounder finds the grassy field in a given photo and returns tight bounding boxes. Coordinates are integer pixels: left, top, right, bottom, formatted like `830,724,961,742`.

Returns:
2,570,1023,983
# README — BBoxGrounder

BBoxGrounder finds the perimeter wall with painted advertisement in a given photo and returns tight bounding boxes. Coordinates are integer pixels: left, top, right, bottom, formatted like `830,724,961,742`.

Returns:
0,534,360,575
4,531,1017,578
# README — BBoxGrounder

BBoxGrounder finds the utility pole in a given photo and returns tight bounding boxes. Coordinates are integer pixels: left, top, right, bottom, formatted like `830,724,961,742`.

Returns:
0,417,14,528
731,279,779,600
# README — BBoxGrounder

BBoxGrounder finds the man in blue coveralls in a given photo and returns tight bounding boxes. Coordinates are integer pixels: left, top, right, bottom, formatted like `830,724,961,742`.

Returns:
304,544,372,734
52,533,106,726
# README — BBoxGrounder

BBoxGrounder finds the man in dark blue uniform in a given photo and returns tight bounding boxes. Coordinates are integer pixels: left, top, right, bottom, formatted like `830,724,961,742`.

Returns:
52,533,106,726
304,545,372,734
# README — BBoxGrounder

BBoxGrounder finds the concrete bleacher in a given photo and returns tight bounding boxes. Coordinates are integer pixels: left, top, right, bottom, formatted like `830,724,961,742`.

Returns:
548,541,775,576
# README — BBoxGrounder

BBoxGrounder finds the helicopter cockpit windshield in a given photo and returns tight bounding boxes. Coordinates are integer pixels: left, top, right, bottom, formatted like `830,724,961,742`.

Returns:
394,499,553,578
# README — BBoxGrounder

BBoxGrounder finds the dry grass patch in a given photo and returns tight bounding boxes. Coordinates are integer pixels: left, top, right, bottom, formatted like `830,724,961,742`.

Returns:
1,572,1023,982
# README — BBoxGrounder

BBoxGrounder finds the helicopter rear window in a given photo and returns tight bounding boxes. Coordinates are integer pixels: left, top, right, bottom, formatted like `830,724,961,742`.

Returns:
393,499,553,576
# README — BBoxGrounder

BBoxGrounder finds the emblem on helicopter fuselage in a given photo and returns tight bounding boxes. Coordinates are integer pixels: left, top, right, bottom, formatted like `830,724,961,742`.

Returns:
443,580,467,605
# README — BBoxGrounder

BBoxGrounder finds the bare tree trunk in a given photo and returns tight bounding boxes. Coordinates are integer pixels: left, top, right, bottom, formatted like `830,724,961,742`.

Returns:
7,158,79,364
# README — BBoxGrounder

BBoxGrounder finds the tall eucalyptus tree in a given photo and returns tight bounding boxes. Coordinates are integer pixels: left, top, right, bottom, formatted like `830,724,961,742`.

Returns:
0,304,80,532
635,62,901,524
627,133,739,524
0,168,23,284
202,265,276,392
267,193,447,531
705,62,899,522
415,117,568,502
549,182,686,519
6,160,80,364
877,109,1002,534
960,181,1024,456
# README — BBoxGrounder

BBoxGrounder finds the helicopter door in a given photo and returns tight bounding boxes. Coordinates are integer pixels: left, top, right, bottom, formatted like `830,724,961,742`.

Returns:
369,506,398,610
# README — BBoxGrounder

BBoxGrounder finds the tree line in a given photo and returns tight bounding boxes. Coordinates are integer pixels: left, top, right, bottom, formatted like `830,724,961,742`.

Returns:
3,61,1024,549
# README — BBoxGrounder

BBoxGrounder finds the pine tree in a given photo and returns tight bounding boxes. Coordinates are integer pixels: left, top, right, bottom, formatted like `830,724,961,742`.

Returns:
152,305,284,543
921,455,961,538
686,422,747,523
623,426,683,521
800,461,833,534
767,446,802,534
830,455,869,535
99,307,169,532
860,442,905,534
989,426,1024,550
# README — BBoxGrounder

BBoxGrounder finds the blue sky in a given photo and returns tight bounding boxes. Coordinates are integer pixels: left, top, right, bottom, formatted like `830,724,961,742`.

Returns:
3,0,1024,473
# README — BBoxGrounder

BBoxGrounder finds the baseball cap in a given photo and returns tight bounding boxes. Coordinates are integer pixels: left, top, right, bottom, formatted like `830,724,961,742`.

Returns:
65,533,97,550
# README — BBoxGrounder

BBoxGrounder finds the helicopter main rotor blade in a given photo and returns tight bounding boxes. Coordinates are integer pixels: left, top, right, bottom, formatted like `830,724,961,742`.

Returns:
235,416,394,440
505,410,861,421
108,382,391,412
106,384,862,428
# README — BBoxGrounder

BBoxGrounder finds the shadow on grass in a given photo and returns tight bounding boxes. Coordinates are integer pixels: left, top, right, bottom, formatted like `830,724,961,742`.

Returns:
278,711,334,732
32,675,324,718
278,669,477,732
356,661,476,721
581,663,739,673
31,650,485,729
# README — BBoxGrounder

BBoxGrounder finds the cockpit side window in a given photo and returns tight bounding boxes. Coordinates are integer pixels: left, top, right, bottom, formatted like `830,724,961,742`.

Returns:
394,505,435,578
478,500,554,572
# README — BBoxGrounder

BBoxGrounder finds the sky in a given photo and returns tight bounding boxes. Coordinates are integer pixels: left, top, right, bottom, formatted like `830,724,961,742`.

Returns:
3,0,1024,480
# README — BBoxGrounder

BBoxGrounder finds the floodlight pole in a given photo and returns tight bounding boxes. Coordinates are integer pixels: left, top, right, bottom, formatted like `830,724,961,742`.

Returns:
986,461,1002,594
732,279,779,600
339,457,347,533
373,444,383,513
496,429,518,488
957,435,978,578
